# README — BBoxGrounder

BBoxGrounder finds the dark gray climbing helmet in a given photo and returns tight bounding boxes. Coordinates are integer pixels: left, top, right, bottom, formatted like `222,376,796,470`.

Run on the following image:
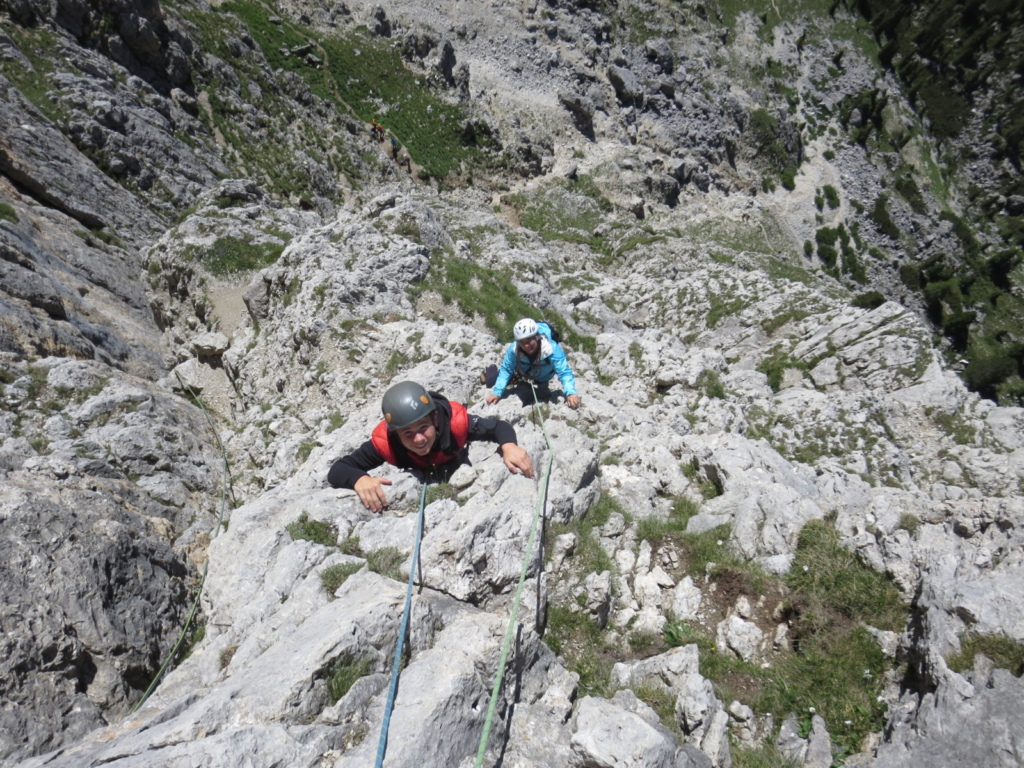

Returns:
381,381,436,429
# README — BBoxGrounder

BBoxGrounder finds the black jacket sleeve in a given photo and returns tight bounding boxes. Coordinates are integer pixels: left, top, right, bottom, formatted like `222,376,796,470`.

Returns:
467,414,518,447
327,440,386,490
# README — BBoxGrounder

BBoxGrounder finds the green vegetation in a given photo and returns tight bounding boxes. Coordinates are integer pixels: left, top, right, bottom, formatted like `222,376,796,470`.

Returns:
746,108,800,190
503,176,612,251
896,512,920,535
913,241,1024,401
540,494,629,696
545,604,614,697
190,235,286,276
287,512,338,546
365,546,405,581
0,26,68,126
340,537,362,556
426,482,461,505
219,645,238,670
662,520,908,759
0,202,18,224
321,562,364,595
869,194,900,240
696,369,726,400
757,350,809,393
546,492,621,577
894,172,927,214
414,254,596,354
947,633,1024,678
853,291,886,309
761,309,810,335
731,742,797,768
322,653,373,703
834,1,1024,405
223,2,480,181
180,621,207,661
814,224,867,283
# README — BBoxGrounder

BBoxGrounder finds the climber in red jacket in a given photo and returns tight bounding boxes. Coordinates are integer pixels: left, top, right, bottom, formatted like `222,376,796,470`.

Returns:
327,381,534,512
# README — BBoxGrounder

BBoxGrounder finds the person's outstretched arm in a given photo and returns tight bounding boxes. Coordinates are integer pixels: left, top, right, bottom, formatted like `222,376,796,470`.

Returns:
468,414,534,478
327,441,393,512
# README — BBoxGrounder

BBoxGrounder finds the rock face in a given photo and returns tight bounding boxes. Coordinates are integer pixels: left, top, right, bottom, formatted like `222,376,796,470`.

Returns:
2,1,1023,767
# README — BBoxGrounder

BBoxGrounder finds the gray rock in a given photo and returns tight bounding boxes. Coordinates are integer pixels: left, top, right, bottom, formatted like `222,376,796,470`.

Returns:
572,695,677,768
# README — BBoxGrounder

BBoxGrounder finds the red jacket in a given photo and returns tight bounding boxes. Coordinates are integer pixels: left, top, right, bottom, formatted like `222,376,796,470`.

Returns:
369,400,470,469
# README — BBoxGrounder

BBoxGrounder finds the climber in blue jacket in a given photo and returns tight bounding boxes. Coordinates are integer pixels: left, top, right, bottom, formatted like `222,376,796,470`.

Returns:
485,318,581,409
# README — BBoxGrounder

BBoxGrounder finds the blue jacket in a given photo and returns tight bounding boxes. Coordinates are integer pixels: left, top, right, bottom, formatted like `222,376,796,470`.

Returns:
493,322,578,396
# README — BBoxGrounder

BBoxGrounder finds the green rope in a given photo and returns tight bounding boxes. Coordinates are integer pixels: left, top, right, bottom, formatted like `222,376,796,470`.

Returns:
132,376,233,713
473,382,554,767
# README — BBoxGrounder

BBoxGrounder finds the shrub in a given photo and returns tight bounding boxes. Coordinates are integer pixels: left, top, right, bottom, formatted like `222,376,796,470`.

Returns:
781,166,797,191
894,174,927,214
853,291,885,309
426,482,460,505
899,263,923,289
870,194,901,239
896,513,920,535
822,185,840,209
942,310,976,351
964,355,1016,400
696,369,726,399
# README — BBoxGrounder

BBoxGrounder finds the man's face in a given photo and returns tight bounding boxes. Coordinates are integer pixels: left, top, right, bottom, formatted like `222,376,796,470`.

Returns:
518,335,540,355
394,414,436,456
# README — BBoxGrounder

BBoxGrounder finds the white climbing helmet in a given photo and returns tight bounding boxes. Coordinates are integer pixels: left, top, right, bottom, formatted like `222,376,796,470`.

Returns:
513,318,539,341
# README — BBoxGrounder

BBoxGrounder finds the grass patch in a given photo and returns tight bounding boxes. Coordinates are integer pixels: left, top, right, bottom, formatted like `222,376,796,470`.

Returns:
321,562,364,595
760,521,909,755
223,1,480,181
340,536,362,556
761,309,810,335
426,482,460,505
757,350,809,392
414,254,595,353
732,742,798,768
365,546,405,581
664,519,908,759
545,492,622,577
541,493,629,696
634,497,700,548
544,604,615,698
948,633,1024,678
0,202,19,224
322,653,373,703
219,645,238,669
503,176,612,251
287,512,338,546
192,235,285,276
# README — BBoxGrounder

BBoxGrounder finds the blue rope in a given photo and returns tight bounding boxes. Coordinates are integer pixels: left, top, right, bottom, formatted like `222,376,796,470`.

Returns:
375,480,429,768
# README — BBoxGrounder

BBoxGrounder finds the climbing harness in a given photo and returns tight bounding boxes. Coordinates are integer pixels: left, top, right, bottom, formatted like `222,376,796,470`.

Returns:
473,381,554,767
132,375,234,713
374,481,429,768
